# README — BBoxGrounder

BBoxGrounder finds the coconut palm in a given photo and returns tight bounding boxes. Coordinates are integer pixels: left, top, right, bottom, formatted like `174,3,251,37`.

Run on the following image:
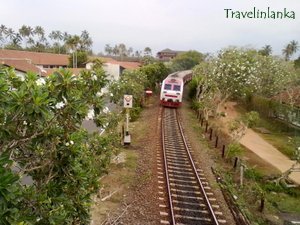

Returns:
49,30,64,53
79,30,92,51
19,25,33,48
104,44,113,55
283,40,299,61
0,24,8,46
259,45,272,56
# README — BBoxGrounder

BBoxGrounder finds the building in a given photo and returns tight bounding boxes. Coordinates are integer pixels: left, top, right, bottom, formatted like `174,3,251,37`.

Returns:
0,49,141,79
156,48,185,61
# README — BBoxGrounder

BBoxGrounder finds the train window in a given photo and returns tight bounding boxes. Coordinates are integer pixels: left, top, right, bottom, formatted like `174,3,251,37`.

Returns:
173,85,181,91
164,84,172,90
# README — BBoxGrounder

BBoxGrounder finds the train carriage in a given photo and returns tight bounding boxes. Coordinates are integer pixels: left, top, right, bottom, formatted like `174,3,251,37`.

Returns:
160,70,192,107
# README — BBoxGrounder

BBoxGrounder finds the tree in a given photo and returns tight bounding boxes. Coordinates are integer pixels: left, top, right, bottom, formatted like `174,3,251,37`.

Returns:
258,45,272,56
104,44,113,55
192,48,296,119
68,51,88,68
170,50,204,72
0,64,117,224
49,30,64,53
79,30,93,51
283,40,299,61
144,47,152,56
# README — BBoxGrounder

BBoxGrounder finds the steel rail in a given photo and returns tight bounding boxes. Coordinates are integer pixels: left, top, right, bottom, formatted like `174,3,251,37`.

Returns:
175,109,220,225
161,107,176,225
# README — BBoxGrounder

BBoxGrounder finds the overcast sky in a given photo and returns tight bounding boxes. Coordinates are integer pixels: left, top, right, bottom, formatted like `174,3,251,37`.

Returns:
1,0,299,56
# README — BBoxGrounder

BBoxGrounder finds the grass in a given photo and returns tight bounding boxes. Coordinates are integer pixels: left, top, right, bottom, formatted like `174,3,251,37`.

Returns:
256,116,299,159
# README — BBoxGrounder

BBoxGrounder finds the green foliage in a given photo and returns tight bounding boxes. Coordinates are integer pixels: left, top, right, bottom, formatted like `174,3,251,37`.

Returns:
129,107,142,122
244,167,263,181
169,50,204,72
226,142,244,158
0,154,25,225
294,56,300,69
68,51,88,68
242,111,260,128
0,64,117,224
140,62,170,91
109,69,147,108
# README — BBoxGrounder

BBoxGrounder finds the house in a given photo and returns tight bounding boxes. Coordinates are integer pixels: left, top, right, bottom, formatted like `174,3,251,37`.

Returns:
0,49,69,69
1,59,47,79
0,49,141,81
156,48,185,61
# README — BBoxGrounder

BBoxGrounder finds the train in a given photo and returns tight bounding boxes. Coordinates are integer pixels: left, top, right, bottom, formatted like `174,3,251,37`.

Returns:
160,70,192,107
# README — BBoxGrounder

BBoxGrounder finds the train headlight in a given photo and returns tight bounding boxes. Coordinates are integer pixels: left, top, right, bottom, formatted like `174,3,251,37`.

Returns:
176,92,180,95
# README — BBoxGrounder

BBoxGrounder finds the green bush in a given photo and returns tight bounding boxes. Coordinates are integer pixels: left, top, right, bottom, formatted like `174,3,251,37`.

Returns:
243,111,260,128
226,142,244,158
129,107,142,122
244,168,263,181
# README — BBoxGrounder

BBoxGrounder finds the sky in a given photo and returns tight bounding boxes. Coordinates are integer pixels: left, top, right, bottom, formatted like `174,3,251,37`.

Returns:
1,0,300,57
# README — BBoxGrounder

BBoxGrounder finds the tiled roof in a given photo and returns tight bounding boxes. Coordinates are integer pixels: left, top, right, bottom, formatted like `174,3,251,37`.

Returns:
89,56,119,63
1,59,45,75
0,49,69,66
113,61,141,69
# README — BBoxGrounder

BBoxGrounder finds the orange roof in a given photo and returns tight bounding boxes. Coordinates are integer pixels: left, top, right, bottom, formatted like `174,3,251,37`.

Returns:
1,59,46,75
88,56,119,64
118,61,141,69
0,49,69,66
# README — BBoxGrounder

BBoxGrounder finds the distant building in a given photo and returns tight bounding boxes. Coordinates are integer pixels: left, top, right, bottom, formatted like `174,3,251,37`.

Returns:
156,48,185,61
0,49,141,80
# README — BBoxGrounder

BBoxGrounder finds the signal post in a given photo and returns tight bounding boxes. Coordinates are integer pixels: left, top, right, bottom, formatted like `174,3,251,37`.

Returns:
123,95,132,145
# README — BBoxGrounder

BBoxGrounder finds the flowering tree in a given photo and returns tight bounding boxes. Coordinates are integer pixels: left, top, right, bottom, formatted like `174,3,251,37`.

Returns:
192,48,296,118
0,64,118,224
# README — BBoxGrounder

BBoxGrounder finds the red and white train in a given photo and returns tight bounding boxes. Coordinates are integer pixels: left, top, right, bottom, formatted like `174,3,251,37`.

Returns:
160,70,192,107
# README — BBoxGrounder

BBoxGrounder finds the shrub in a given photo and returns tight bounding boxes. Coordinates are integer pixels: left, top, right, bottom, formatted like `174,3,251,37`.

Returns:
243,111,260,128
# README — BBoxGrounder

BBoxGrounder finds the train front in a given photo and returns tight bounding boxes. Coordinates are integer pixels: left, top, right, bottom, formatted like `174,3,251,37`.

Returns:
160,78,183,107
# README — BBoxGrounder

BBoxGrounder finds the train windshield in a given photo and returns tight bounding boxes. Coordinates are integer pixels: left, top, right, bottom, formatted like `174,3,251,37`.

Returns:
164,84,172,90
173,85,181,91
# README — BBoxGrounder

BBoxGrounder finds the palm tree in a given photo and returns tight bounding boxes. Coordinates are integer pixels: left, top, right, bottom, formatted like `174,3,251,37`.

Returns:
259,45,272,56
49,30,63,53
66,35,81,68
19,25,33,48
104,44,113,55
283,40,299,61
0,24,7,47
79,30,92,51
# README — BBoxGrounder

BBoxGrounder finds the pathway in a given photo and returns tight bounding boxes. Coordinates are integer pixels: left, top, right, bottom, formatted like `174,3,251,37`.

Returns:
240,129,300,185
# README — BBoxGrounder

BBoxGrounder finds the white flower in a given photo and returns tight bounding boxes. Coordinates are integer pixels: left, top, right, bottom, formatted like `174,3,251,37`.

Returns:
65,142,70,146
298,147,300,151
62,96,68,103
70,140,74,145
86,109,94,120
23,121,28,125
103,107,110,114
55,101,65,109
110,93,114,97
36,78,46,86
96,91,103,97
92,75,98,81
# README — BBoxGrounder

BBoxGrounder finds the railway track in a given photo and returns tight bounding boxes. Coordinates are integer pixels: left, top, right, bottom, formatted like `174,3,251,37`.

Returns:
158,107,227,225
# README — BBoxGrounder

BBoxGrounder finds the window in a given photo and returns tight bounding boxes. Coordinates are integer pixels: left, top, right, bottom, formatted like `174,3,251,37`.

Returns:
164,84,172,90
173,85,181,91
